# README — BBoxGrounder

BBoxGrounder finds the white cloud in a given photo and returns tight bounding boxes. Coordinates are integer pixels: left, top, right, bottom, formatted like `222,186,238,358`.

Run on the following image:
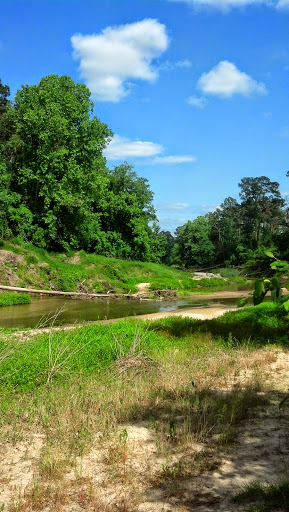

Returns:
71,19,169,102
159,202,190,210
104,135,196,164
198,61,267,97
104,135,163,160
165,0,283,12
152,155,196,164
187,95,208,108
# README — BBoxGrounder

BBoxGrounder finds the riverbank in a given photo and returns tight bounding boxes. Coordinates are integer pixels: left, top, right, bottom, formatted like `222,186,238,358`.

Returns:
0,241,246,296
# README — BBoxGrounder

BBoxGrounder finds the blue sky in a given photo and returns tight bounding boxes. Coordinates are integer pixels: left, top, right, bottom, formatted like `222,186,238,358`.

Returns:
1,0,289,232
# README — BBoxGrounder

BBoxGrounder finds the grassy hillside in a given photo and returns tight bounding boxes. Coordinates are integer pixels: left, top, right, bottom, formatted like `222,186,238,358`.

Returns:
0,240,231,295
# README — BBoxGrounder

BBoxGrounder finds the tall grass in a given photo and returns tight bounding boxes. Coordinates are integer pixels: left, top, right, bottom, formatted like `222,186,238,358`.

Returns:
0,292,31,306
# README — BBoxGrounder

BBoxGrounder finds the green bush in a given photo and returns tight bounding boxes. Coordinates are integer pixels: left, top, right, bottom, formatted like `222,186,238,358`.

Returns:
219,268,238,279
0,292,31,307
198,277,227,287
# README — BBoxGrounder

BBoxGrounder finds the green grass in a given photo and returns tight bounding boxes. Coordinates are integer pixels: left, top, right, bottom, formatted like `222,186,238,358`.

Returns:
233,480,289,511
1,302,288,393
0,240,230,295
0,292,31,306
0,321,163,391
147,302,289,345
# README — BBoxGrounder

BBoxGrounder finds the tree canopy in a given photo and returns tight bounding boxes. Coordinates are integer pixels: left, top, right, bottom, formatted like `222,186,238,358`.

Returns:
172,176,287,269
0,75,164,261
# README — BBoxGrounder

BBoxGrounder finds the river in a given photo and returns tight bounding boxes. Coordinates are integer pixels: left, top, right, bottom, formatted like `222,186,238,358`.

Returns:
0,283,252,328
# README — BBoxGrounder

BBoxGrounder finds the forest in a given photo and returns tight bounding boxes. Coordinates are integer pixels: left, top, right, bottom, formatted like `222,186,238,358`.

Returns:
0,75,288,270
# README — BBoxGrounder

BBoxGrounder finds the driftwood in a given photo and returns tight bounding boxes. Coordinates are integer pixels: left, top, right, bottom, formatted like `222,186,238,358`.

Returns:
152,289,178,299
0,284,179,301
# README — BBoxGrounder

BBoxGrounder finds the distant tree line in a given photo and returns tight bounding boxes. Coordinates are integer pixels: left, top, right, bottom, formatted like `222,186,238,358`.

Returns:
0,75,165,261
160,175,289,270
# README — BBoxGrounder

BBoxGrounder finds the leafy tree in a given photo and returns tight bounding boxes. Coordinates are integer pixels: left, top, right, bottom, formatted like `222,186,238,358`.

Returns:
173,217,215,268
3,75,112,250
98,163,160,260
159,230,175,265
207,197,241,265
239,176,284,249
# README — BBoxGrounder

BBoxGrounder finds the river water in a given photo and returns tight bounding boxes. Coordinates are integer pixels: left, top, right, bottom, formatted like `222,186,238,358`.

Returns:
0,284,252,328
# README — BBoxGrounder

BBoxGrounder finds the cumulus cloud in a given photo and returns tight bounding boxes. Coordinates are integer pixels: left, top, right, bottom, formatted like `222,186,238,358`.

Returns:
198,61,267,97
104,135,163,160
187,95,208,108
71,19,169,102
152,155,196,164
105,135,196,164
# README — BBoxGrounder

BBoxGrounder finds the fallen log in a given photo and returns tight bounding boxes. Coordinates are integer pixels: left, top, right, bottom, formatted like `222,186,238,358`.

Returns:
0,284,134,299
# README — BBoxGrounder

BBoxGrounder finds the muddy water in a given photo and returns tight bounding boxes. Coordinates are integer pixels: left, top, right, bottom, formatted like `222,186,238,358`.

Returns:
0,289,251,329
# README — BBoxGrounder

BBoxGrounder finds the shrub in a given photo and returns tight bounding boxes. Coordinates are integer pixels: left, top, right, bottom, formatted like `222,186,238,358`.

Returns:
219,268,238,279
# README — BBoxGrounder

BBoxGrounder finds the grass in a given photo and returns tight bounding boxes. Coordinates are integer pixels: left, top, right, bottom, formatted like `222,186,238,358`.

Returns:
148,302,289,345
0,292,31,307
2,302,286,392
0,239,241,295
233,480,289,511
0,310,279,511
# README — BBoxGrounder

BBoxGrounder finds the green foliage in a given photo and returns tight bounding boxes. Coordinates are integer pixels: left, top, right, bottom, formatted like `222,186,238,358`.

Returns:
239,176,284,251
0,292,31,306
237,298,248,308
219,267,238,279
0,75,164,262
173,216,215,268
250,252,288,306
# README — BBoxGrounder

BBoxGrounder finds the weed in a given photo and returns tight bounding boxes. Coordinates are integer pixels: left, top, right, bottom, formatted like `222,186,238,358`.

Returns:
46,308,92,384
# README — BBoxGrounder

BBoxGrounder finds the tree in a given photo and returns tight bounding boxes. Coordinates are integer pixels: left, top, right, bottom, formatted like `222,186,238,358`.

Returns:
173,217,215,268
98,163,159,261
207,197,241,265
3,75,112,249
239,176,284,249
159,230,175,265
